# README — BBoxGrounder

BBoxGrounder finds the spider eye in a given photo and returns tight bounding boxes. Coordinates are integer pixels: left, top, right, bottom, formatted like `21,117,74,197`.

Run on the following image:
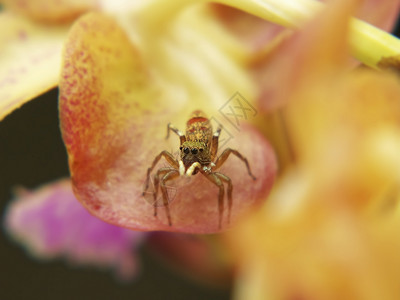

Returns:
191,148,198,155
199,148,203,152
179,146,182,150
183,147,190,154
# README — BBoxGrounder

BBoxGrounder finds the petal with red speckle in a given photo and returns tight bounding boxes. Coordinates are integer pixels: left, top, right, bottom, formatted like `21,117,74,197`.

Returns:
59,12,277,233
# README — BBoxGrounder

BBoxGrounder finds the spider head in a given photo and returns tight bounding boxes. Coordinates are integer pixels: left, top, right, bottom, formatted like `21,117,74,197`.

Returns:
180,141,210,167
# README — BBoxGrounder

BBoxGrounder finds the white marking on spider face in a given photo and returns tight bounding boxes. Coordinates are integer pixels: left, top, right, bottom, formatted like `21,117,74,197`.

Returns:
179,160,185,176
186,162,201,176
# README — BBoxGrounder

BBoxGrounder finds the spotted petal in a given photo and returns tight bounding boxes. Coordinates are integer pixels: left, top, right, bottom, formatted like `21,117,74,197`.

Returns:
0,12,68,120
59,11,277,233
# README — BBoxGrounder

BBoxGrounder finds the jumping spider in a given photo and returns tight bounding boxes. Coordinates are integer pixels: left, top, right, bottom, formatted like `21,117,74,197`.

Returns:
143,110,256,228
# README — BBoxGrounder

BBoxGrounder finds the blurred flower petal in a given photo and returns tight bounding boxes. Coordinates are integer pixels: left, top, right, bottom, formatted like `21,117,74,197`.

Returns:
0,0,398,122
97,0,142,14
210,4,290,52
59,11,277,233
0,12,68,121
227,0,400,298
1,0,97,24
221,0,400,68
230,78,400,296
355,0,399,32
4,179,144,280
253,0,358,171
229,181,400,300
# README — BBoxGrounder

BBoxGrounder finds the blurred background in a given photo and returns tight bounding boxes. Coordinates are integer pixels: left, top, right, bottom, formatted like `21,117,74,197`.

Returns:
0,10,399,300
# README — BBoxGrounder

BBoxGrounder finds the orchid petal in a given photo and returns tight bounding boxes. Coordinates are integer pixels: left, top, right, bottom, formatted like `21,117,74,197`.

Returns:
210,4,289,52
226,0,400,298
355,0,400,32
212,0,398,62
0,12,69,121
4,179,144,280
211,0,400,68
255,0,356,117
230,69,400,299
1,0,97,23
229,180,400,300
59,12,277,233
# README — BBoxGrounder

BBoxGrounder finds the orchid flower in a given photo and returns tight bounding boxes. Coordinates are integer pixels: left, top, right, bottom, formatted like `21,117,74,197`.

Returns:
1,0,400,294
226,1,400,299
55,0,399,234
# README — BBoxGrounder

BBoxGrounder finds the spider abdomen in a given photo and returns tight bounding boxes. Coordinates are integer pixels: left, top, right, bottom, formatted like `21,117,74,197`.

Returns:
185,110,212,146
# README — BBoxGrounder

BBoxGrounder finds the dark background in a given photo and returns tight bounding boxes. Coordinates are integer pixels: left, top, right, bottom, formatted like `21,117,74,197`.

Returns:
0,15,399,300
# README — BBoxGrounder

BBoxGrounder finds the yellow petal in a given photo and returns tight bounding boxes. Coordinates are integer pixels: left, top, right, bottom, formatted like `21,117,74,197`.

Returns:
2,0,97,24
0,12,68,120
215,0,400,68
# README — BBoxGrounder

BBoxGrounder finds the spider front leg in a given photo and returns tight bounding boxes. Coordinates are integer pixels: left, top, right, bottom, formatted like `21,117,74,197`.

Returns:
152,167,177,218
143,150,179,196
204,172,225,229
214,148,256,180
214,172,233,224
210,125,222,161
159,170,180,226
166,123,186,144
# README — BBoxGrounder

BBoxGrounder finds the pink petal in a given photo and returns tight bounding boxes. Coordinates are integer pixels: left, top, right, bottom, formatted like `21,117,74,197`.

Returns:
355,0,400,32
59,12,277,234
210,4,288,51
255,0,357,112
4,179,144,280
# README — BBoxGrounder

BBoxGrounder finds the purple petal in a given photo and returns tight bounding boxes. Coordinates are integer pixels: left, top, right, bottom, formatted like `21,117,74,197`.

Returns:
4,178,145,280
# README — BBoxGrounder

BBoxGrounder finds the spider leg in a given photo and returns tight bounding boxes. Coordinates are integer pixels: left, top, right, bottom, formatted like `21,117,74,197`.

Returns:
160,170,180,226
153,167,176,217
143,151,179,196
166,123,186,144
203,172,225,229
210,125,222,161
214,172,233,224
214,148,256,180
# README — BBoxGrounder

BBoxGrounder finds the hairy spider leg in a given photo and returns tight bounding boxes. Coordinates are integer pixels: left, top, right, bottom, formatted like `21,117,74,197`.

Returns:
203,171,225,229
143,151,179,196
214,148,257,180
214,172,233,224
153,167,177,217
160,170,180,226
210,126,222,161
166,123,186,144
